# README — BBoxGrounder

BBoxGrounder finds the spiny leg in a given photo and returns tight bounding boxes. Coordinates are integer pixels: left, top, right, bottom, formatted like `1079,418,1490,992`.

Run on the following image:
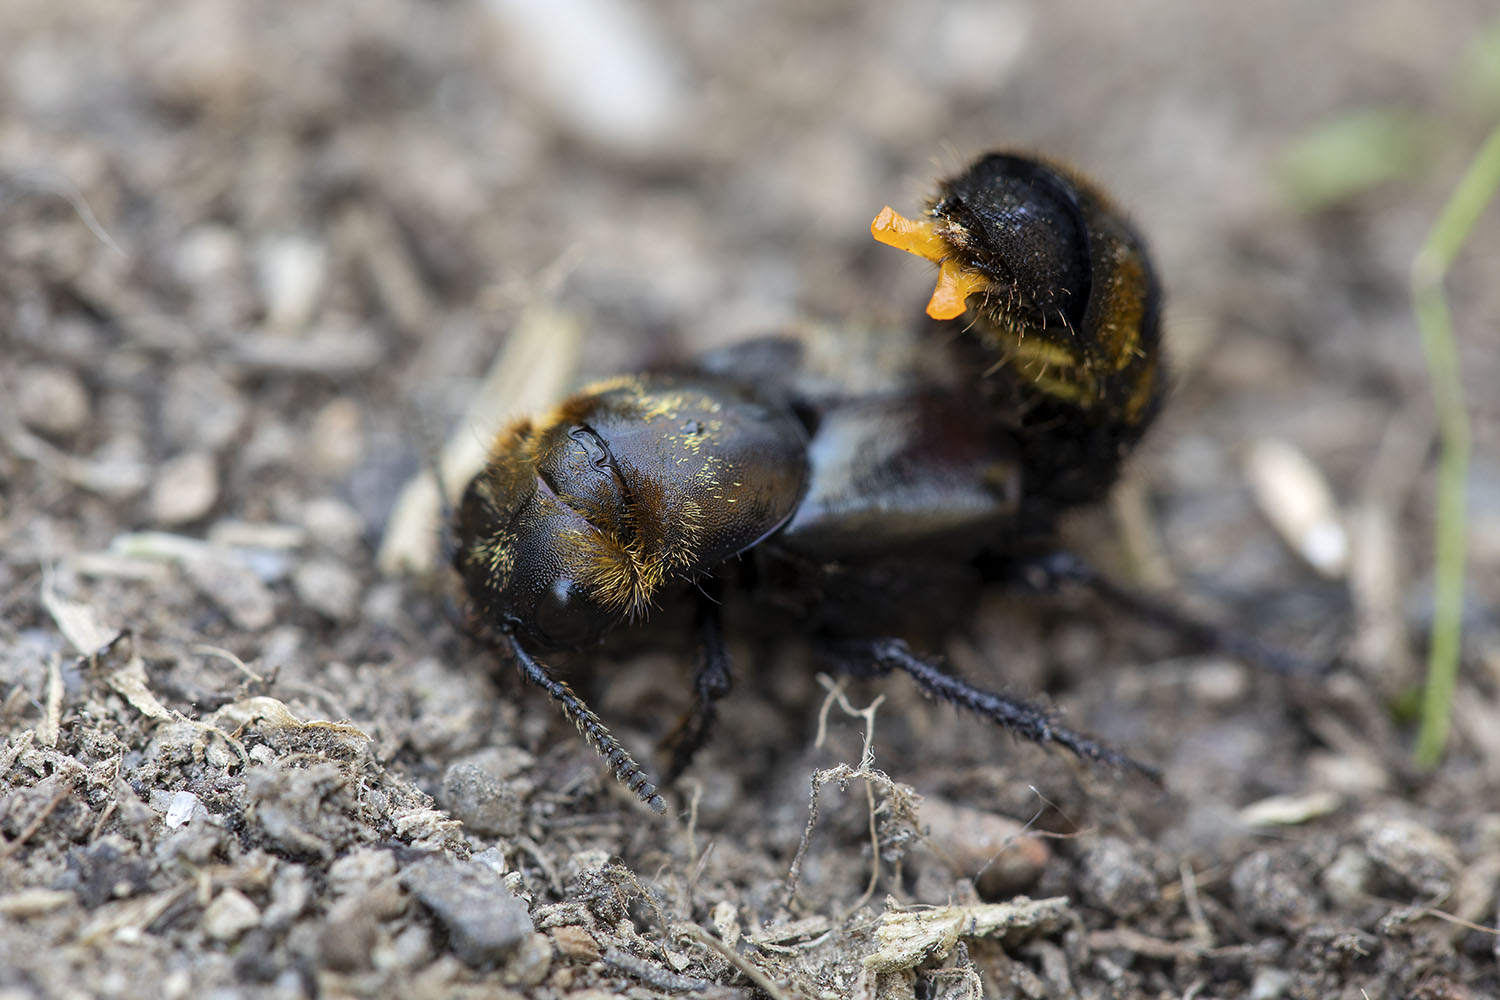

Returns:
507,634,666,813
836,637,1160,782
1018,551,1319,677
660,579,733,784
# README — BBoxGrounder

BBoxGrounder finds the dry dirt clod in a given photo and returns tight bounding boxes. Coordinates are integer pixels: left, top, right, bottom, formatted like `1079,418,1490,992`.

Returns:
183,551,277,632
439,761,524,839
291,557,362,622
1358,814,1461,899
1231,851,1317,931
1077,837,1159,919
1320,844,1375,908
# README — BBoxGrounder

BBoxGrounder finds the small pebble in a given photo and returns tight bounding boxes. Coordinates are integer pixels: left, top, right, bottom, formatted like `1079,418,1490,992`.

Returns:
402,856,535,969
202,888,260,942
258,233,327,333
292,558,361,622
921,797,1049,898
1249,966,1293,1000
1077,837,1158,918
15,364,91,436
305,399,365,479
148,451,219,525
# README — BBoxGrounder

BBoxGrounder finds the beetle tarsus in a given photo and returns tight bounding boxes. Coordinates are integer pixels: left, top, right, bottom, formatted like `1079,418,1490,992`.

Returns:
508,636,666,813
851,637,1161,783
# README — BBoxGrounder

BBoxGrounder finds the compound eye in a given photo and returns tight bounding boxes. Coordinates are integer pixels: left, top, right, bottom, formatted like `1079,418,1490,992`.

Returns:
531,577,605,648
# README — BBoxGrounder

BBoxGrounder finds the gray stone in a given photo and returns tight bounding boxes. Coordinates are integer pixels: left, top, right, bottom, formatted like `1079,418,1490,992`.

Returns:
402,856,534,968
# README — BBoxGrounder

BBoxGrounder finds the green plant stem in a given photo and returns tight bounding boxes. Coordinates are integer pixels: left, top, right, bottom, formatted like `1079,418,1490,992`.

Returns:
1410,121,1500,768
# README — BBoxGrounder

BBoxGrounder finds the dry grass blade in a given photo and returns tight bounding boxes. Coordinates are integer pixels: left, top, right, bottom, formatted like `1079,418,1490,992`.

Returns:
378,304,582,575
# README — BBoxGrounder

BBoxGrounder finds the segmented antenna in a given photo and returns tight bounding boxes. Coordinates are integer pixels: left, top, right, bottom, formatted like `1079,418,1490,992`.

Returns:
507,635,666,813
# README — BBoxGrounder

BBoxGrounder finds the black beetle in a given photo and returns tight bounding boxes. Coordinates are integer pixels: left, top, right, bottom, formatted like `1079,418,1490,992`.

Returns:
454,152,1172,812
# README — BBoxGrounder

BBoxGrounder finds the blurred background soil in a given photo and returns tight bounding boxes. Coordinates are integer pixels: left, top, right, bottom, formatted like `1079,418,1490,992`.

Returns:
3,1,1500,997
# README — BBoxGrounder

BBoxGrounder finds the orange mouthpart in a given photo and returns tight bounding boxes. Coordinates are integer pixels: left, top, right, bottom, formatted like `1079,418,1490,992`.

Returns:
871,205,989,320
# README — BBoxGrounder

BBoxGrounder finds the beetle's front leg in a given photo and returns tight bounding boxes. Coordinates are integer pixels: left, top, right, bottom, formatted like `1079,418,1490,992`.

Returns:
660,578,733,784
503,634,667,813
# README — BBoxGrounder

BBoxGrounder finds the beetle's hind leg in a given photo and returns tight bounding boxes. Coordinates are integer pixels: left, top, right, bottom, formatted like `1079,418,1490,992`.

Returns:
1015,551,1320,677
832,637,1160,782
505,636,667,813
660,579,733,784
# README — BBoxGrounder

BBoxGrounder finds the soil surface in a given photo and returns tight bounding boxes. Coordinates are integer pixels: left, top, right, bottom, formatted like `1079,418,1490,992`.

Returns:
4,1,1500,998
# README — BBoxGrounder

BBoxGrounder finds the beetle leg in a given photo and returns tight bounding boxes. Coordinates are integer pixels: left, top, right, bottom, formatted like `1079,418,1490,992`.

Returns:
837,637,1160,782
507,636,667,813
660,579,733,784
1017,551,1319,677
